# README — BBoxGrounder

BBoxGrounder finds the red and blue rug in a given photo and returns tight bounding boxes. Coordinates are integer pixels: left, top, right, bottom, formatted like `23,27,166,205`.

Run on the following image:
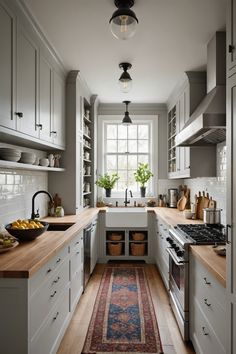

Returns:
82,265,163,353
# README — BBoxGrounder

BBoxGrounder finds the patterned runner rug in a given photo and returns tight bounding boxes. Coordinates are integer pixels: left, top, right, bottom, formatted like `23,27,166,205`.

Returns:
82,265,164,354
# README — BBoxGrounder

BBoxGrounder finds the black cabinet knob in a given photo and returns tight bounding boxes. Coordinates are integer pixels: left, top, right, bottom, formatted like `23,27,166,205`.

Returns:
15,112,23,118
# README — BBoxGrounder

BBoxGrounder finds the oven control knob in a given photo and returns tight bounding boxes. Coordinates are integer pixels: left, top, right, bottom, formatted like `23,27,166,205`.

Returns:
177,250,184,257
166,237,173,244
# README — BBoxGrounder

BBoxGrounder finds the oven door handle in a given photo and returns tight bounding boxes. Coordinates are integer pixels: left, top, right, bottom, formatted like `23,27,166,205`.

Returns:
166,247,186,265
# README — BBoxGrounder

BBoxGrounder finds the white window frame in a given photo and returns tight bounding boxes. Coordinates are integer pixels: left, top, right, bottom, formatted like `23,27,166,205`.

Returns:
97,115,158,198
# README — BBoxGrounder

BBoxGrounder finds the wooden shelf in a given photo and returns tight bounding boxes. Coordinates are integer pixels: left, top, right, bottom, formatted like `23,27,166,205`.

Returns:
83,144,91,150
83,159,91,163
0,160,65,172
83,175,92,177
83,192,91,195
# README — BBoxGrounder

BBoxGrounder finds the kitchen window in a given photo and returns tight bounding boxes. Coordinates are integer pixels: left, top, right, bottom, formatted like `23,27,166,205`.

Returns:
104,122,151,193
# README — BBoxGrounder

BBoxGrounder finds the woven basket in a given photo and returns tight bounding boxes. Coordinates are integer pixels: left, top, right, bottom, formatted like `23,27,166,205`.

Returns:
108,233,123,241
108,242,122,256
130,242,146,256
132,232,145,241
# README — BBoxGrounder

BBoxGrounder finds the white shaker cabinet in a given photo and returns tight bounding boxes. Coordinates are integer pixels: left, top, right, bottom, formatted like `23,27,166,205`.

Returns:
52,70,66,147
0,3,15,130
16,23,38,138
155,216,169,290
39,54,53,143
91,218,98,273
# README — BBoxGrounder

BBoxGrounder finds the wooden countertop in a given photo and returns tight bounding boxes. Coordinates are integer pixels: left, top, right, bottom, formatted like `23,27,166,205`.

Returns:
0,208,100,279
190,245,226,287
147,207,204,227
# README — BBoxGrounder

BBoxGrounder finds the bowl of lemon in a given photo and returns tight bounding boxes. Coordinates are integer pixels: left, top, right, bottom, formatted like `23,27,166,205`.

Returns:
5,219,49,241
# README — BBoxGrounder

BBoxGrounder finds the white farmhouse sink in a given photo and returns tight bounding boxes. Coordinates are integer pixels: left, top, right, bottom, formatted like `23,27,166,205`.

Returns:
106,208,147,227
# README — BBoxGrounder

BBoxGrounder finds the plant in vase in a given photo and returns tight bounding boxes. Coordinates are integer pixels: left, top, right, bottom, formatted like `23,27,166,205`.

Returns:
134,163,153,197
95,173,119,197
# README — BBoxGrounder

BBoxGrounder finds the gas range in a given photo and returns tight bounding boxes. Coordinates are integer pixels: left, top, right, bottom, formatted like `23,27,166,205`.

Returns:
167,223,226,341
168,223,226,250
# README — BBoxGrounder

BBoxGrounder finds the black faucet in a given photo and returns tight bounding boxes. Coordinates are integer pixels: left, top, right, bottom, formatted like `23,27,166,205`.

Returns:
31,190,53,219
124,188,133,207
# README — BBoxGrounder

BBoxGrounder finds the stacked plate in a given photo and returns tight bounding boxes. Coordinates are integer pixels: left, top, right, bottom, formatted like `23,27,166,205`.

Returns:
20,152,36,164
0,148,21,162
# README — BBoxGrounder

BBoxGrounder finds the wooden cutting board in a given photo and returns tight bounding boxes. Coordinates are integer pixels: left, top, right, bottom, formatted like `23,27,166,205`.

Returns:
177,195,187,211
196,191,203,219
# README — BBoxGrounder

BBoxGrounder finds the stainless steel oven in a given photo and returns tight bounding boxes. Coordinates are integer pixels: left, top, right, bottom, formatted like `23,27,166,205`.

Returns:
167,246,189,340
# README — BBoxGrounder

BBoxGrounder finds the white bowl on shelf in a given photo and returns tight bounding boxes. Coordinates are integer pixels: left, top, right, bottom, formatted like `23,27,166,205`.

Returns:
20,152,36,164
0,148,21,162
39,158,49,167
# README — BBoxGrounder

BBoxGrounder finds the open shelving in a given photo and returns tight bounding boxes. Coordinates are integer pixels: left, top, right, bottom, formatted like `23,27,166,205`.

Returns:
168,106,177,173
0,160,65,172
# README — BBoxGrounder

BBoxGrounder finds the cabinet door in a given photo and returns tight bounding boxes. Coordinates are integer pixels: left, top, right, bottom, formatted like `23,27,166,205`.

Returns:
52,71,65,147
16,25,38,137
227,0,236,73
90,220,98,273
0,3,15,129
226,73,236,354
39,55,53,142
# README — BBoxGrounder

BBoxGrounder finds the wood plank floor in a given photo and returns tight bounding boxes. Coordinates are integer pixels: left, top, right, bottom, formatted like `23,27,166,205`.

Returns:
57,264,195,354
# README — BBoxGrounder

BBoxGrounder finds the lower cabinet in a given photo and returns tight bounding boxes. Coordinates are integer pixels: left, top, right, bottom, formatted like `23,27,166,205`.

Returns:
155,216,169,289
0,230,84,354
91,218,98,274
189,254,226,354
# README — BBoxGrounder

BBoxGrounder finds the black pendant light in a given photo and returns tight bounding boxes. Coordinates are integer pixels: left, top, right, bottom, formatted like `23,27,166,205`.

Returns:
122,100,132,125
119,62,132,93
109,0,138,40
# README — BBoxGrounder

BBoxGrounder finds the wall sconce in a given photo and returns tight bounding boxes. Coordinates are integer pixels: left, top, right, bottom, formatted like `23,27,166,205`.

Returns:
109,0,138,40
122,100,132,125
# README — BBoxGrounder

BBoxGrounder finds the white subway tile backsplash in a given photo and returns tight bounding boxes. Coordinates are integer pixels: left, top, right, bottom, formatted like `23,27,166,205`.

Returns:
0,169,48,226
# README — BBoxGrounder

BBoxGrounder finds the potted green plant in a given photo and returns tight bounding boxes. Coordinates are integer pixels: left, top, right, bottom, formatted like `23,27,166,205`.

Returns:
95,173,119,197
134,163,153,197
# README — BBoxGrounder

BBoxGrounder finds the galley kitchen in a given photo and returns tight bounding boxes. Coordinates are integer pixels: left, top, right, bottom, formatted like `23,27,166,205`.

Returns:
0,1,234,354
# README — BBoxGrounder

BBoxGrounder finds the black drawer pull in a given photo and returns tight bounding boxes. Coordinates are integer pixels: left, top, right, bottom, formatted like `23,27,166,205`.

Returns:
203,277,211,285
47,268,52,274
50,290,57,298
75,241,80,245
202,326,209,336
204,298,211,307
15,112,23,118
76,251,80,255
53,276,60,284
53,311,59,321
56,258,61,264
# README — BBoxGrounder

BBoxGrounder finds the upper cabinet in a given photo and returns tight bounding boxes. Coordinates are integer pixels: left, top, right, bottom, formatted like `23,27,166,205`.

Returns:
227,0,236,74
16,23,38,138
168,72,216,179
0,0,66,150
0,3,15,130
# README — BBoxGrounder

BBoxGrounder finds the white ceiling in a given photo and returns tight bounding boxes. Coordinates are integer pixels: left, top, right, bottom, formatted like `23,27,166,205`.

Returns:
23,0,226,104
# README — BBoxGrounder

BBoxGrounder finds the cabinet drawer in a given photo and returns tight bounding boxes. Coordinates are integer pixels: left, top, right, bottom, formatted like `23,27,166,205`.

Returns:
190,297,226,354
69,231,83,253
191,256,226,308
30,287,70,354
30,245,69,297
71,244,82,279
70,268,83,312
30,259,70,339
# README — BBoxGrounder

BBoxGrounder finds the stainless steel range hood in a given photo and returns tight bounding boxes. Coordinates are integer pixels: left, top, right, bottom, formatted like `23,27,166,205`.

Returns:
175,32,226,147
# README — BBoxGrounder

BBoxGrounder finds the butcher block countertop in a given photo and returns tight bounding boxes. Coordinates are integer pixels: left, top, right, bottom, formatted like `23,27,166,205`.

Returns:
190,245,226,287
0,208,99,279
148,207,204,227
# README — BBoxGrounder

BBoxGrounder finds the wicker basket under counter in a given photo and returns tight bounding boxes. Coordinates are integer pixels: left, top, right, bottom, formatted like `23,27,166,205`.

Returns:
107,242,122,256
108,233,123,241
130,242,146,256
131,232,145,241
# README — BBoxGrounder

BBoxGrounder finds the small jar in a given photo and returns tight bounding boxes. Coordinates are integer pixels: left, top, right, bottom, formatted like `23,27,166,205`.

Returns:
55,206,64,217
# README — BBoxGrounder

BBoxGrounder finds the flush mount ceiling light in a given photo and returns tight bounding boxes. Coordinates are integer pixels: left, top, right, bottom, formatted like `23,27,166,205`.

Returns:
122,100,132,125
119,62,132,93
109,0,138,40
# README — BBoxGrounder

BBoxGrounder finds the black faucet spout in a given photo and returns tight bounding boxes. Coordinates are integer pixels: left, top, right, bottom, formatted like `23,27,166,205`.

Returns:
31,190,53,219
124,188,132,207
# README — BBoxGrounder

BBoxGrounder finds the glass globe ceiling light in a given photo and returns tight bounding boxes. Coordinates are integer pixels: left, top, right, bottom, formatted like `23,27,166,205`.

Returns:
109,0,138,40
122,100,132,125
119,62,132,93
